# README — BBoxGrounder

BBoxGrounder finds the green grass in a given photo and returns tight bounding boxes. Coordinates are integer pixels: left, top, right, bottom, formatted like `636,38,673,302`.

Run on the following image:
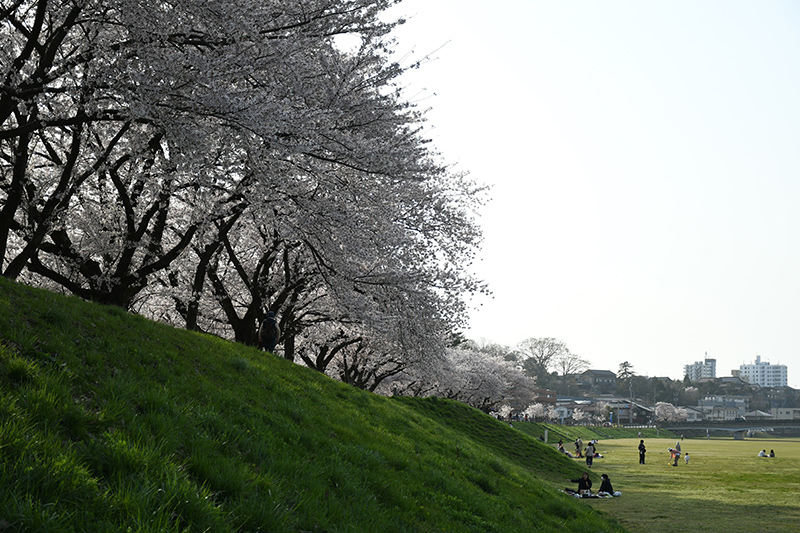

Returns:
576,437,800,532
0,277,625,532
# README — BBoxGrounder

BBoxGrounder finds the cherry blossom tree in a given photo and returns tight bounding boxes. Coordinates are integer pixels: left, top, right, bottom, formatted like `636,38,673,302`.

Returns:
2,0,418,293
1,0,488,393
523,402,547,422
654,402,688,423
593,403,610,425
389,345,535,412
494,405,513,421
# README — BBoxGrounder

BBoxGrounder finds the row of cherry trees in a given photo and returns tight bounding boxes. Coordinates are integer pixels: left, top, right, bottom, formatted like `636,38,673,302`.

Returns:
0,0,487,393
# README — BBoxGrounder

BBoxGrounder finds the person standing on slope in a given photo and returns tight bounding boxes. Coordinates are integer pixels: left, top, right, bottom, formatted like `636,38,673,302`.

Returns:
259,311,281,353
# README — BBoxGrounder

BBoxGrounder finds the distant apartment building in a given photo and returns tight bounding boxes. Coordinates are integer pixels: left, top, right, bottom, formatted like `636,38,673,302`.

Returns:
738,355,788,388
684,356,716,381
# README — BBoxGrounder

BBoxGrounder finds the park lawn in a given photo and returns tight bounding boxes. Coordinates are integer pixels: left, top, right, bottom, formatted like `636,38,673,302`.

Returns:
565,437,800,533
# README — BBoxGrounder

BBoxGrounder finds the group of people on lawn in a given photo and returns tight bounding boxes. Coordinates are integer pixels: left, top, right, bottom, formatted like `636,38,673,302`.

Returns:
556,437,603,467
562,434,780,500
558,436,618,498
562,436,690,498
564,472,618,498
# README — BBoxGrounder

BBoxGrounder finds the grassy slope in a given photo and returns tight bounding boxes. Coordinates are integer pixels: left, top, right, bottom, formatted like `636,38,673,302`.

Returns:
0,278,626,533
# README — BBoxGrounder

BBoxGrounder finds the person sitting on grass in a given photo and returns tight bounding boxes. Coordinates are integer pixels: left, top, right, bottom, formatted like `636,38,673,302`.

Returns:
758,449,767,457
598,474,614,495
565,472,592,496
769,449,775,457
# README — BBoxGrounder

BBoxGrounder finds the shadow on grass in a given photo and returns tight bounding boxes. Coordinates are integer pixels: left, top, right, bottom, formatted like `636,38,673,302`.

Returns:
585,489,799,533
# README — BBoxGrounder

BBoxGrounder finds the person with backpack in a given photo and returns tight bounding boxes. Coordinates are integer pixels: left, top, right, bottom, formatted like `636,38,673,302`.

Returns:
259,311,281,353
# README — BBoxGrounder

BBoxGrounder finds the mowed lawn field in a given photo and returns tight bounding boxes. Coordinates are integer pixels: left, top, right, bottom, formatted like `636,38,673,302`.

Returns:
569,437,800,532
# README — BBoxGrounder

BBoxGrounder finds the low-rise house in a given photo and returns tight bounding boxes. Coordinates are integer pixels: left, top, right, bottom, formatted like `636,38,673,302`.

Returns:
578,370,617,394
771,407,800,420
532,388,557,406
553,399,592,423
681,405,705,422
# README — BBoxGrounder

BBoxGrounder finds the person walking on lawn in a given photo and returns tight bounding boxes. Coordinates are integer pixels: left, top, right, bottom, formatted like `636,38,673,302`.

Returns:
585,441,596,468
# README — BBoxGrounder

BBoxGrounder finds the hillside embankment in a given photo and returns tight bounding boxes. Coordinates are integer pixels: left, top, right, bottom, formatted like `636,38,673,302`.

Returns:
0,278,625,532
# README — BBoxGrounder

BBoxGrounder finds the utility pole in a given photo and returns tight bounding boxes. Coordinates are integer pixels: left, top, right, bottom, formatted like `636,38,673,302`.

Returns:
629,381,634,424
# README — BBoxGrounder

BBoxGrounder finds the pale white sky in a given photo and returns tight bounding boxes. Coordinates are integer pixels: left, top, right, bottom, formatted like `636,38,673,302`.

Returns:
388,0,800,388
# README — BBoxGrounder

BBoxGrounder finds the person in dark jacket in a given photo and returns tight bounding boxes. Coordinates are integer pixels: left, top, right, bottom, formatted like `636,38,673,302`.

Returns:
565,472,592,495
258,311,281,353
599,474,614,494
638,439,646,464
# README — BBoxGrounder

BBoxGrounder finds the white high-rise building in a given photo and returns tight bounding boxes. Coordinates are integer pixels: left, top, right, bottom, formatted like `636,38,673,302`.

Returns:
738,356,788,388
684,356,716,381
